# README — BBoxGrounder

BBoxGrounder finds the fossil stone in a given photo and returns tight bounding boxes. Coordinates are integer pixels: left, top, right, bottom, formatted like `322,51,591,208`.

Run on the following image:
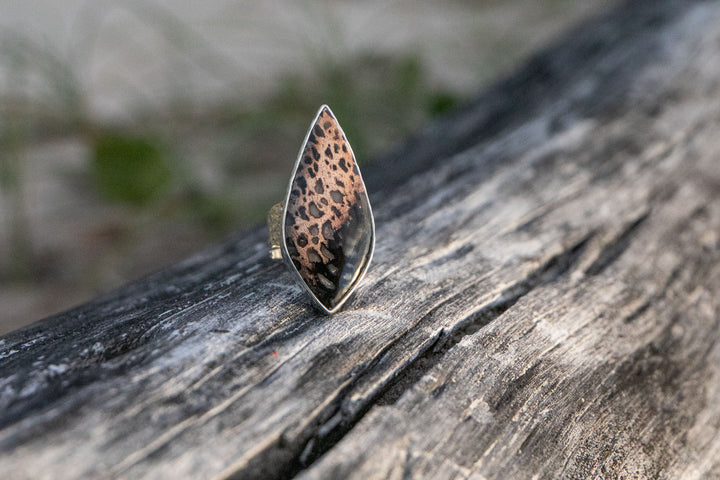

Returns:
283,105,375,313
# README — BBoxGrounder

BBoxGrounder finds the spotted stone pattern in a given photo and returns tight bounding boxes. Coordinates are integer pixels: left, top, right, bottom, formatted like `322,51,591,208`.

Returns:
284,106,373,311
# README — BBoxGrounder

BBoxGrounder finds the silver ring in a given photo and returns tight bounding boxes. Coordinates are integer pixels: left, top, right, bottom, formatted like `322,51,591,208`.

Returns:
268,105,375,314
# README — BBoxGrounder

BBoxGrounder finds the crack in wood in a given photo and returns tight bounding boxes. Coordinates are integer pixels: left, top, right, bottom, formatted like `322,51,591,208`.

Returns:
244,233,596,480
585,211,650,276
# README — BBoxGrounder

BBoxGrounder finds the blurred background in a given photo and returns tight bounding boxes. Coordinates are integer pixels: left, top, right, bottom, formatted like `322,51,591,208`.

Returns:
0,0,613,335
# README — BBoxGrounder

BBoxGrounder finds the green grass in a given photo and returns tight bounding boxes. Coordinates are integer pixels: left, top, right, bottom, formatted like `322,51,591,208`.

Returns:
91,132,173,206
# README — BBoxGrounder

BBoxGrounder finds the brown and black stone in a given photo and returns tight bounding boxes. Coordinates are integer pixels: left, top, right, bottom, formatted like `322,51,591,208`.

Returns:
283,105,374,312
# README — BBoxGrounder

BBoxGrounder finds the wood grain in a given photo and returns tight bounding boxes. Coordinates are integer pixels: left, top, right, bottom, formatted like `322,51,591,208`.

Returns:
2,1,720,479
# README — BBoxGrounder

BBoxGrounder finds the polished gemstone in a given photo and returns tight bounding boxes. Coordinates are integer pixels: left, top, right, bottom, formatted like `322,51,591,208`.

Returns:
283,105,374,313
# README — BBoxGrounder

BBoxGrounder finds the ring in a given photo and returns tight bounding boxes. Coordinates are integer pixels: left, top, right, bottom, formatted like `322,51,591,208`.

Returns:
268,105,375,314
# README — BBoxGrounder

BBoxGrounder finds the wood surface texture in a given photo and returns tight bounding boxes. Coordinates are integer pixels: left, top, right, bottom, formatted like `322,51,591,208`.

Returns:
3,1,720,478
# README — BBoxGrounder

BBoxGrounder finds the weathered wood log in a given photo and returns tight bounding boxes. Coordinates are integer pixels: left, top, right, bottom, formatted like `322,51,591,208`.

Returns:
3,1,720,478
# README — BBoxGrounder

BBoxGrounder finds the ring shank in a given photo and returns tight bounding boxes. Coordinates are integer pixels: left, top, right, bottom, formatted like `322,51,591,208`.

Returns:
267,202,284,260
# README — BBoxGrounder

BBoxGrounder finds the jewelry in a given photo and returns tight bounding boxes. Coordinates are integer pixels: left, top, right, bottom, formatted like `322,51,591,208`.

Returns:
268,105,375,313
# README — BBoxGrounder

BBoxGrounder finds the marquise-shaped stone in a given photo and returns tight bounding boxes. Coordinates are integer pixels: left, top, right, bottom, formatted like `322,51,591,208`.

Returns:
282,105,375,313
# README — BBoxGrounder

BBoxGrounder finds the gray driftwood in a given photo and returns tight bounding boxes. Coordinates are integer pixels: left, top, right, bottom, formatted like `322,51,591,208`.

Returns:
3,1,720,478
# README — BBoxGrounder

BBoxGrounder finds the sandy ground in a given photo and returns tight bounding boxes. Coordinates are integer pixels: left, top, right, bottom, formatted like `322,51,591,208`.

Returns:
0,1,614,334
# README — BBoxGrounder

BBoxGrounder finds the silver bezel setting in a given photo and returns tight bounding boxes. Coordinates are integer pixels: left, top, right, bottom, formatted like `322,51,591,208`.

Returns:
280,105,376,314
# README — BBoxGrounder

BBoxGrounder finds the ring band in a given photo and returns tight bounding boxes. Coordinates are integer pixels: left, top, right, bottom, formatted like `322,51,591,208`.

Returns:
267,202,284,260
267,105,375,314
